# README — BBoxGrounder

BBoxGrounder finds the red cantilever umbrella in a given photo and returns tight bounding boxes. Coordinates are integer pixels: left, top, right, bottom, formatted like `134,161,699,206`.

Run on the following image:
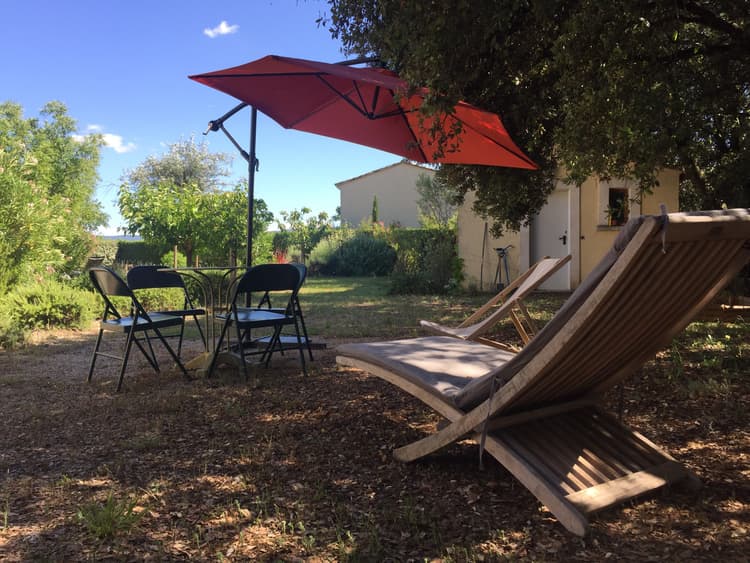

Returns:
189,55,537,265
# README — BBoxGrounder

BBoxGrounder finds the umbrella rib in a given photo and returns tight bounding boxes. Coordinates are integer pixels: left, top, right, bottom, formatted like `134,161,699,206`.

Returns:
396,104,429,162
317,75,373,119
456,118,537,168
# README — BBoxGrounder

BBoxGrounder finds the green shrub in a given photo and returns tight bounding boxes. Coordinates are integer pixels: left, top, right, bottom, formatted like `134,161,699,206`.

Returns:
309,238,343,275
160,249,187,268
0,316,27,350
131,287,187,312
337,232,396,276
90,238,119,266
388,228,462,294
115,240,164,265
0,280,98,332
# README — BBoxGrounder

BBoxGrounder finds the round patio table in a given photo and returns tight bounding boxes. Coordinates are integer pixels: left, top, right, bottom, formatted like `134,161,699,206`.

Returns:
158,266,245,375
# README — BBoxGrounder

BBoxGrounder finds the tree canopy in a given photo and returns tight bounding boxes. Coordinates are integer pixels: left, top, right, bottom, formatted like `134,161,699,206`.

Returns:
274,208,333,264
415,172,458,228
121,137,232,193
118,138,273,266
325,0,749,234
0,101,105,291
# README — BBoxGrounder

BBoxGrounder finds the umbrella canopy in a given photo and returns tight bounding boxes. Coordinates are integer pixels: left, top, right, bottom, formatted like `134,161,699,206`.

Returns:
190,55,538,266
190,55,537,169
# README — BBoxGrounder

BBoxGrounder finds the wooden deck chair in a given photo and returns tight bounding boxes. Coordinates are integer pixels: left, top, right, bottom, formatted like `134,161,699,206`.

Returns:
420,255,571,350
337,209,750,536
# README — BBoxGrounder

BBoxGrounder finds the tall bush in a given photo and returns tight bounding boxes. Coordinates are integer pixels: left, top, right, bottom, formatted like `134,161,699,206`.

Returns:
337,232,396,276
309,226,395,276
388,228,462,294
115,240,165,265
0,102,106,291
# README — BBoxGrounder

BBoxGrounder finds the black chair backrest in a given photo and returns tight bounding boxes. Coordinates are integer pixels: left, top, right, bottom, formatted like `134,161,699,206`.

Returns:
127,265,186,290
90,266,134,298
235,263,301,296
89,266,149,320
290,262,307,292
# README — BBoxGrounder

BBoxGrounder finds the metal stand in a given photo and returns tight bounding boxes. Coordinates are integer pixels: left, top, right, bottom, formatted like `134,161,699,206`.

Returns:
493,245,513,290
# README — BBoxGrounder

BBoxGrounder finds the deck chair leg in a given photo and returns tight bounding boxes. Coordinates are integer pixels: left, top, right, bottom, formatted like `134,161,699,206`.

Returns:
508,309,532,345
516,302,538,338
480,432,590,536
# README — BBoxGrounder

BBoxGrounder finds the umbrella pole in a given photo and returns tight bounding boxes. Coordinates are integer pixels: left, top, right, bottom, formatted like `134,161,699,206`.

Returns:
247,106,258,268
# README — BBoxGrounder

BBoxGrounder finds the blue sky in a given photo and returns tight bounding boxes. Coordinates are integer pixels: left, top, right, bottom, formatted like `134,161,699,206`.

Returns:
1,0,398,234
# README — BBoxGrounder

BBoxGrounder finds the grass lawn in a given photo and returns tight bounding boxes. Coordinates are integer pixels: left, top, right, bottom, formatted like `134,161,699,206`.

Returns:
0,276,747,561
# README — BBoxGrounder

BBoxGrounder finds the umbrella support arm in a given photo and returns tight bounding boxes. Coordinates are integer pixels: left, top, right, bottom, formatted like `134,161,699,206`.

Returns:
203,102,256,166
202,102,259,268
218,123,251,164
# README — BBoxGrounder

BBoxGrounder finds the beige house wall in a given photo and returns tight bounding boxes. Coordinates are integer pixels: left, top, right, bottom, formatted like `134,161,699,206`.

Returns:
579,169,680,279
336,162,435,227
457,190,521,291
458,169,680,290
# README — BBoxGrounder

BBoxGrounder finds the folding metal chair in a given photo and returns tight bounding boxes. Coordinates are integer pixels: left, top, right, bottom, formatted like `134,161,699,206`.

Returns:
208,263,307,384
127,265,207,357
88,266,188,392
256,262,314,360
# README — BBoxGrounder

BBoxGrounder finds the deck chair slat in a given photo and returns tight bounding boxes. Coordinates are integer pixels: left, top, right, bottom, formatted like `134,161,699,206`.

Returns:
511,421,597,491
486,217,664,414
521,418,608,490
574,410,662,471
498,431,580,496
512,238,743,408
520,239,695,402
499,412,627,484
496,410,653,496
590,240,749,394
337,209,750,535
564,460,688,513
538,410,642,476
587,410,672,469
539,415,623,484
422,256,571,346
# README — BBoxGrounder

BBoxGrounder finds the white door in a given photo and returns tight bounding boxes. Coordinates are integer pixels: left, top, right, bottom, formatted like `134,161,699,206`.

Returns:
530,188,571,291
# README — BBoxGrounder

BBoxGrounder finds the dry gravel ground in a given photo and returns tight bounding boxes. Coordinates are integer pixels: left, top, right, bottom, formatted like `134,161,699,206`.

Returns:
0,324,748,561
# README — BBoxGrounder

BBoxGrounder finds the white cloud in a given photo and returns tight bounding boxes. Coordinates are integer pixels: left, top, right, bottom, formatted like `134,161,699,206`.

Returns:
94,225,124,237
72,127,136,153
101,133,136,154
204,20,239,38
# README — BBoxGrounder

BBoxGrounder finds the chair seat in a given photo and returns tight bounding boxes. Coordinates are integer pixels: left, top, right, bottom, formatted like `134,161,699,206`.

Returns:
101,312,184,332
337,336,515,401
217,308,291,327
154,307,206,317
